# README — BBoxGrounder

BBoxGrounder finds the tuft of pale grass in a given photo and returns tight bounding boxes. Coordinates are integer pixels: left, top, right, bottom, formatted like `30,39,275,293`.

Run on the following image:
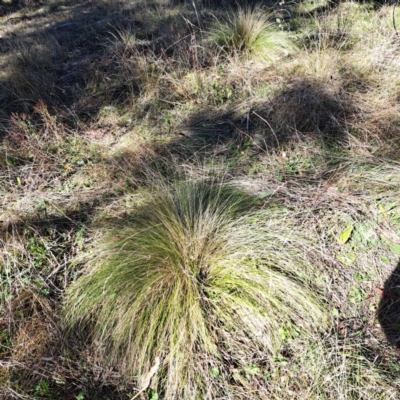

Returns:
208,5,296,62
291,42,342,81
64,179,328,398
108,26,139,55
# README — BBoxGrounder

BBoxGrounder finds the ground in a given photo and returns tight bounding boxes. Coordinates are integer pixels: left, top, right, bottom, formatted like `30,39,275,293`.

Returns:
0,0,400,398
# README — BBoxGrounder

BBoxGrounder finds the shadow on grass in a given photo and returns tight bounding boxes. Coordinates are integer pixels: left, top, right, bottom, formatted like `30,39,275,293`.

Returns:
0,0,309,136
0,0,200,130
107,72,400,187
0,0,42,17
378,259,400,348
0,196,127,398
174,77,352,155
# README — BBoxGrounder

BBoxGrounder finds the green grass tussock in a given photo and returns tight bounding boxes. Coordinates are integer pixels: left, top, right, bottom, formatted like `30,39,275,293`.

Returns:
64,180,328,398
208,5,296,62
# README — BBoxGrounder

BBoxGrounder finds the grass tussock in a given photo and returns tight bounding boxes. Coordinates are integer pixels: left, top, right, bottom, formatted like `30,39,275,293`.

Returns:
64,179,328,398
208,5,296,62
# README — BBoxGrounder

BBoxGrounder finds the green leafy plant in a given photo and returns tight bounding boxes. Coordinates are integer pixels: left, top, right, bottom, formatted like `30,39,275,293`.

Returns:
64,180,327,397
209,367,219,379
34,380,50,397
208,5,295,62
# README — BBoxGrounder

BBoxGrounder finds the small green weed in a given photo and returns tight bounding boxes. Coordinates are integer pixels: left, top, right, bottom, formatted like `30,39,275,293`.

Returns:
34,380,50,397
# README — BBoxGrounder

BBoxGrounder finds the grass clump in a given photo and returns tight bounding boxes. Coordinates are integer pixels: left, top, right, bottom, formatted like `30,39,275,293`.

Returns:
64,179,328,398
208,5,295,62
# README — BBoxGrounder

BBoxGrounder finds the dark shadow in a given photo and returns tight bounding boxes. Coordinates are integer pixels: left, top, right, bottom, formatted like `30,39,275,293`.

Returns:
0,0,43,17
0,0,206,135
175,77,352,155
377,259,400,347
